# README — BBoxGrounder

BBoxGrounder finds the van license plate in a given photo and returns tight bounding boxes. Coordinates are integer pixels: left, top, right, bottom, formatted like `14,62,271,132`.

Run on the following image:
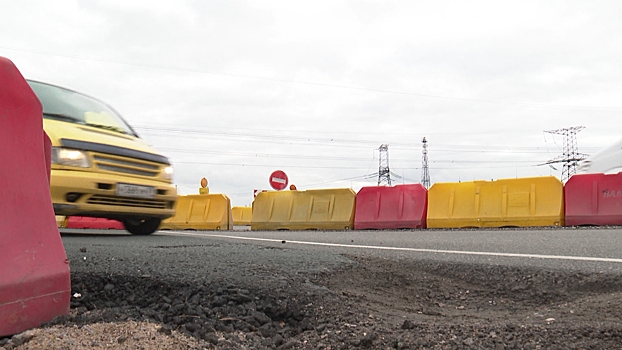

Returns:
116,183,156,199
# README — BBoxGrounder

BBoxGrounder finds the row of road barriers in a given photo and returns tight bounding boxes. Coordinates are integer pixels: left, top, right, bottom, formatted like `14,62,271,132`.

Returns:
55,173,622,232
250,178,565,230
142,173,622,231
249,174,622,230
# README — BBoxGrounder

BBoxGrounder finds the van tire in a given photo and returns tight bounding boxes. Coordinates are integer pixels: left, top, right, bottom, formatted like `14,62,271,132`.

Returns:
123,218,161,235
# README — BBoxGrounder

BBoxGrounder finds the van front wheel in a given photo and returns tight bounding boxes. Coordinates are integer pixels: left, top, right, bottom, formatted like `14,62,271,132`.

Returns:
123,218,161,235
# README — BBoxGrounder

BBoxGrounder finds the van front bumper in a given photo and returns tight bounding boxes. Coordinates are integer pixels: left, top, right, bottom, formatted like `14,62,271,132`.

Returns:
50,169,177,220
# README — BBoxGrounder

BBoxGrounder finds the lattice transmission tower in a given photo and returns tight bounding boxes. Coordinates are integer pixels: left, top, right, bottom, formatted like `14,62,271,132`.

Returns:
378,144,392,186
421,137,430,189
545,126,588,182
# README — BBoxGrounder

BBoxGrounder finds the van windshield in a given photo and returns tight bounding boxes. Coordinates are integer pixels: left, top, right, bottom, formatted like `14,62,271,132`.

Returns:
28,80,137,136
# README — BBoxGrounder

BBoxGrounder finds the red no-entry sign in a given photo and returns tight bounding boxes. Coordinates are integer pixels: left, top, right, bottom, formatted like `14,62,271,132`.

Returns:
269,170,288,190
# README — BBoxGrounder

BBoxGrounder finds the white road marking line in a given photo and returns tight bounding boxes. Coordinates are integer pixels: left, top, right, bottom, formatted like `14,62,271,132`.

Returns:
163,231,622,264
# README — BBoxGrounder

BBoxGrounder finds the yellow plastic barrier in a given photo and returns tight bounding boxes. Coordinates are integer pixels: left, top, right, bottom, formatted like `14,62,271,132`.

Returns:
56,216,67,228
232,206,252,226
160,194,232,230
252,188,356,230
427,176,564,228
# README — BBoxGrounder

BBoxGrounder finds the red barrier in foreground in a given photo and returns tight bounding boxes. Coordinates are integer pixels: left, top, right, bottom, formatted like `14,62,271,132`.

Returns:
354,184,428,230
66,216,125,230
0,57,71,337
565,173,622,226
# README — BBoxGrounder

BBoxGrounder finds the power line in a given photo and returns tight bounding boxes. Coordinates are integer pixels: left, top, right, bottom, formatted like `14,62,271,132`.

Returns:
4,45,621,111
137,126,596,154
160,147,545,164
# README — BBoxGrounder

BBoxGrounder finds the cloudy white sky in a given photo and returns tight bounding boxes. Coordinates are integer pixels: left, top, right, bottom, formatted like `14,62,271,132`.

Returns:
2,1,621,206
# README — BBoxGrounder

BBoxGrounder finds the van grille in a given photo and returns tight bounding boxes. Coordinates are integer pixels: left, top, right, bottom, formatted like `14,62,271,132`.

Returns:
88,195,168,209
93,154,161,178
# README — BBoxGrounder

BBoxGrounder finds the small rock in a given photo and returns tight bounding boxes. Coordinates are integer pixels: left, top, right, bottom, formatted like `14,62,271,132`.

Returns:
117,336,127,344
273,334,284,346
401,320,415,330
11,330,36,346
360,331,377,347
299,317,313,331
279,340,297,349
236,294,253,302
158,326,172,335
259,323,276,338
204,333,219,345
546,318,556,323
253,311,271,325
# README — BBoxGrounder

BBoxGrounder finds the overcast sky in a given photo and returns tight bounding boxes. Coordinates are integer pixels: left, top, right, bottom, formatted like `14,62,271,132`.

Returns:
2,1,621,206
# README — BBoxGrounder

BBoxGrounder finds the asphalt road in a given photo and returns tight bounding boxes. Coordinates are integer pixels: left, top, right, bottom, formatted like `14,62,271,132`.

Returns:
50,226,622,349
61,226,622,275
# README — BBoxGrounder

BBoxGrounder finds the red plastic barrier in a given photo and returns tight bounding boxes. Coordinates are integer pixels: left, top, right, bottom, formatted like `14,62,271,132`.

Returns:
565,173,622,226
354,184,428,230
66,216,125,230
0,57,71,337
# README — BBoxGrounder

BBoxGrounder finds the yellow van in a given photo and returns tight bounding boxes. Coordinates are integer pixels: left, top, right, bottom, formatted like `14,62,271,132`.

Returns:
28,80,177,235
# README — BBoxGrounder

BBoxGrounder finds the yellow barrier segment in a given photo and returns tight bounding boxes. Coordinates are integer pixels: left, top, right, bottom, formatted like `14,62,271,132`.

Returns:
427,176,564,228
232,206,252,226
160,194,233,230
252,188,356,230
56,216,67,228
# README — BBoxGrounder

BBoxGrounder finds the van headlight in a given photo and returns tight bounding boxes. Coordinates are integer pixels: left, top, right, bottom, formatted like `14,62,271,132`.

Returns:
162,166,174,180
52,147,90,168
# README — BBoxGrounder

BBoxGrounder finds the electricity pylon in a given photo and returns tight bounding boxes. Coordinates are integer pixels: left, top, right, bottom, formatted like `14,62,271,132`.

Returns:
545,126,588,182
378,144,391,186
421,137,430,189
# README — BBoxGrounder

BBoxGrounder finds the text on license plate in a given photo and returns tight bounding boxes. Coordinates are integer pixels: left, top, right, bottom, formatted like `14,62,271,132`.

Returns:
116,183,156,199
